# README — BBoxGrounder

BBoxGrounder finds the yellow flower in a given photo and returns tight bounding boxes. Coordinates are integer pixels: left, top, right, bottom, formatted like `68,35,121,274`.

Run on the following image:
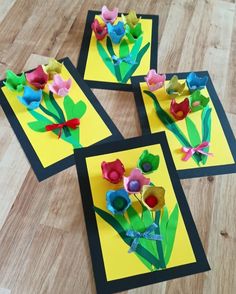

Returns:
141,185,165,211
122,10,140,28
44,58,62,80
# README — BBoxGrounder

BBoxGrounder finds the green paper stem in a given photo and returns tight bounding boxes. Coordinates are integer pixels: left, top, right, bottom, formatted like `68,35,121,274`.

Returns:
185,116,201,147
201,106,212,165
119,39,130,79
106,37,122,82
155,210,166,269
96,40,116,78
121,42,150,83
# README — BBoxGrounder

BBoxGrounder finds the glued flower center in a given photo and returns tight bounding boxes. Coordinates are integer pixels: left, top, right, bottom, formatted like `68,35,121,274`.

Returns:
176,111,184,118
128,180,140,192
145,195,158,208
192,101,200,107
108,170,120,181
142,162,152,172
112,196,128,211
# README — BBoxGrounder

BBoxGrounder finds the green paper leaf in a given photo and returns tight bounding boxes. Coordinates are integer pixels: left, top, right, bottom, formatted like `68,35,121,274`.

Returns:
185,116,201,147
96,40,116,78
119,39,130,79
164,204,179,265
144,90,202,166
122,42,150,83
106,37,122,82
94,206,161,270
73,100,87,118
130,36,143,60
63,95,74,120
201,106,212,165
27,120,49,132
43,91,59,118
155,211,166,268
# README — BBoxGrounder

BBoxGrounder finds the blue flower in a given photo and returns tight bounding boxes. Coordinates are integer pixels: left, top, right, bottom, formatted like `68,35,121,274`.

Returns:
107,21,125,44
18,86,42,110
186,72,208,93
106,189,131,214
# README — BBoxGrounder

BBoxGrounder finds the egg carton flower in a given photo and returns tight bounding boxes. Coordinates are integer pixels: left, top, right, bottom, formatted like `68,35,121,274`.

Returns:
101,159,125,184
26,65,48,89
141,185,165,211
145,69,166,92
91,19,108,40
18,86,42,110
137,150,160,174
107,21,125,44
101,5,118,24
44,59,62,80
165,75,185,95
4,70,26,92
48,74,72,97
122,10,140,28
124,168,150,193
186,72,208,93
125,22,143,43
106,189,131,214
189,90,210,112
170,98,190,120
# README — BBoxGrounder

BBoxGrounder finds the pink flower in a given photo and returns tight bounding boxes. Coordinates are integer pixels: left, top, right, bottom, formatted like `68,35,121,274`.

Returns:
145,69,166,92
48,74,72,97
26,65,48,89
101,159,125,184
101,5,118,24
170,98,190,120
124,168,150,193
91,19,108,40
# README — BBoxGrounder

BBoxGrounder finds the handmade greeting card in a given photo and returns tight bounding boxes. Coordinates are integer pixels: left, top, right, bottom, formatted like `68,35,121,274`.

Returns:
132,71,236,179
75,133,210,294
0,57,122,181
77,7,158,91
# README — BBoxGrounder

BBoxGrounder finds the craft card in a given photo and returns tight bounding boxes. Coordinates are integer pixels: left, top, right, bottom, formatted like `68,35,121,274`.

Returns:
132,71,236,179
75,133,210,294
77,7,158,91
0,57,122,181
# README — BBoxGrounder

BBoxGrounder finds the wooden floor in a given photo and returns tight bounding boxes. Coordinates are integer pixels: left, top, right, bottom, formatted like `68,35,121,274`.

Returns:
0,0,235,293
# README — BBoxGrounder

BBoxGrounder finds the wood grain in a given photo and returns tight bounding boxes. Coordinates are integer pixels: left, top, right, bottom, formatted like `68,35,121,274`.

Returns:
0,0,235,293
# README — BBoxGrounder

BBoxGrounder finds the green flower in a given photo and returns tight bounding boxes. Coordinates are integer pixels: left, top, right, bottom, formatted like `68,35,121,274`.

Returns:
166,75,185,95
4,70,26,92
137,150,160,174
125,23,143,43
189,90,210,112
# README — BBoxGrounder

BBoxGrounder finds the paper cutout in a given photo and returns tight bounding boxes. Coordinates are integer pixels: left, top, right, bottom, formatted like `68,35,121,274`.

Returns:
3,70,26,92
101,159,125,183
77,10,158,91
18,86,42,110
101,5,118,23
26,65,48,89
74,133,210,292
132,71,236,178
137,149,160,174
186,72,208,93
145,69,166,92
48,74,72,97
124,168,150,193
0,57,122,180
170,98,190,120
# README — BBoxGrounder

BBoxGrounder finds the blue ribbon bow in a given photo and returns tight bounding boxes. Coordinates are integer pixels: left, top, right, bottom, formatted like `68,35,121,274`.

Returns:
126,223,162,253
111,54,137,66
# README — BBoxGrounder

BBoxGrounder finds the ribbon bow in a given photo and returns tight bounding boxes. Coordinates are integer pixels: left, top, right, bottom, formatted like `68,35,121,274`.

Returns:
111,54,137,66
182,141,213,161
126,223,162,253
45,118,80,138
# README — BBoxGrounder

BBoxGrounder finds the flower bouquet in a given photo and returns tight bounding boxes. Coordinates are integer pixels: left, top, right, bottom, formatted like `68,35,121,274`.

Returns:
4,59,87,148
91,6,150,83
144,70,212,166
95,150,179,271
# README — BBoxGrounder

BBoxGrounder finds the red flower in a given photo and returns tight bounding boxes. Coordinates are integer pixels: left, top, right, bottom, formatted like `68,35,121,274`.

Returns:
26,65,48,89
101,159,125,184
170,98,190,120
91,19,108,40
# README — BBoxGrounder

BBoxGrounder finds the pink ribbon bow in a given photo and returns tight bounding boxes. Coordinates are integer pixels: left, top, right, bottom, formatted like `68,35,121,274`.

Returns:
182,141,213,161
